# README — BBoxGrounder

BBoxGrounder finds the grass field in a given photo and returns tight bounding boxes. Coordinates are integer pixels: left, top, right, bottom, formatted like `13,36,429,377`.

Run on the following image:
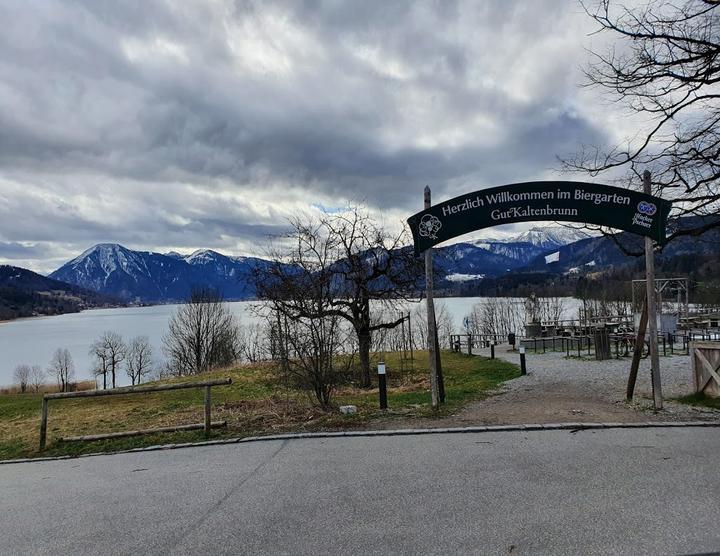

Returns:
0,351,519,461
676,392,720,411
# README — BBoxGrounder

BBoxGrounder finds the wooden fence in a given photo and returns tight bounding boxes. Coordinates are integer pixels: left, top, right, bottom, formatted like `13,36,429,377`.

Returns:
691,342,720,398
39,378,232,450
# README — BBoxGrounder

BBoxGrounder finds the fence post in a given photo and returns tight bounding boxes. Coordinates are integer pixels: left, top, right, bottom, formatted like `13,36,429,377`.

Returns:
204,385,212,438
39,397,49,451
467,334,472,355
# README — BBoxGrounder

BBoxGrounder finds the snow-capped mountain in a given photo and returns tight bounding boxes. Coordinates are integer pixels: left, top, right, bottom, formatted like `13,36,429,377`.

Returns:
49,244,263,302
47,227,598,302
466,227,591,265
502,226,591,250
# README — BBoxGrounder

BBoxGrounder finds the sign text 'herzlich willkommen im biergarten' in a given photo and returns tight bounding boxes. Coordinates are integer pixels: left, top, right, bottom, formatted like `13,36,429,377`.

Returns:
407,181,671,255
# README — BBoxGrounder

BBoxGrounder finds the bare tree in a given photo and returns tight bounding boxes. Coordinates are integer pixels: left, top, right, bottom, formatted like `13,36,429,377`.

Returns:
464,299,523,339
30,365,45,393
12,364,31,393
126,336,153,386
255,208,422,388
90,331,126,389
238,323,268,363
540,297,568,325
565,0,720,251
273,311,351,408
163,287,240,375
49,348,75,392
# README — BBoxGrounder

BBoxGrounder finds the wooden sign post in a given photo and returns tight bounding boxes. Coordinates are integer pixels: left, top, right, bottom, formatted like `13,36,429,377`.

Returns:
644,170,663,410
424,186,440,410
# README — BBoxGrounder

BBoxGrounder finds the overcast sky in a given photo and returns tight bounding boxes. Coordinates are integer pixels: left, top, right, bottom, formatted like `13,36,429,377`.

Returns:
0,0,638,273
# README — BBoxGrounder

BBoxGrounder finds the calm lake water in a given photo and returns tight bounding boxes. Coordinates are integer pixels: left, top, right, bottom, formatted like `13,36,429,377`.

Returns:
0,297,580,387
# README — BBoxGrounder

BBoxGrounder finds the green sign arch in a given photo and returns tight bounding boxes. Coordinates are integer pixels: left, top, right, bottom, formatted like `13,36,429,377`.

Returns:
408,181,671,255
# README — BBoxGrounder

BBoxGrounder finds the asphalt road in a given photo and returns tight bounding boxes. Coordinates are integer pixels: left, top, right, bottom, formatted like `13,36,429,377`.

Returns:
2,428,719,555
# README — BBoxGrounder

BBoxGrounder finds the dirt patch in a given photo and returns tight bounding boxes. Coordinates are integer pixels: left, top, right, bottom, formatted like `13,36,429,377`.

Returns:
449,382,650,425
372,348,720,429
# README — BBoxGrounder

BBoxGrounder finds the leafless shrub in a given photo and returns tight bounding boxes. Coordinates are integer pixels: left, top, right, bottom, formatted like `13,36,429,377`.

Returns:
164,287,241,375
126,336,153,385
49,348,75,392
12,364,31,393
464,298,523,339
90,331,126,389
273,313,351,409
30,365,45,393
238,323,269,363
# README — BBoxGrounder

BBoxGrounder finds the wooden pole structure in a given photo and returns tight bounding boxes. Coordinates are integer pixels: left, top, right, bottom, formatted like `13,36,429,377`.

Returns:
407,312,414,362
644,170,663,410
433,313,445,403
60,422,227,443
43,378,232,399
627,298,648,400
424,185,440,409
38,378,232,450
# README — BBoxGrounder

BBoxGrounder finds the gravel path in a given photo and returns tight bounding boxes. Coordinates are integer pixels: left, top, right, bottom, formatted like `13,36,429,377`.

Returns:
442,344,720,425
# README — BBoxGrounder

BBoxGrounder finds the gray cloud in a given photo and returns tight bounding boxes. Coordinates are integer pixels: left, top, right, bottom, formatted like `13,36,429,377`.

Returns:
0,0,614,273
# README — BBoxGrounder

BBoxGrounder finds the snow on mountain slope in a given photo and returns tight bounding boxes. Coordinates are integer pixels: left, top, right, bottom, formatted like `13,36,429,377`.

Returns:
48,226,597,303
50,244,260,302
510,226,590,250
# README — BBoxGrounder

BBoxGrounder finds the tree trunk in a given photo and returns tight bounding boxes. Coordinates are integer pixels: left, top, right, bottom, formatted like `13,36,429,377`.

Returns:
358,331,372,388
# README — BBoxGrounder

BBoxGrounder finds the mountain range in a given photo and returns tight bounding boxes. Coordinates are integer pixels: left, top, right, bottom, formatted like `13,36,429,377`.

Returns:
6,223,719,309
49,244,270,303
45,227,590,303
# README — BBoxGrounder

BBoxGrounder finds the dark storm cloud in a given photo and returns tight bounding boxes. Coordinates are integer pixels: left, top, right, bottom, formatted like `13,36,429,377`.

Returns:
0,0,611,272
0,242,55,260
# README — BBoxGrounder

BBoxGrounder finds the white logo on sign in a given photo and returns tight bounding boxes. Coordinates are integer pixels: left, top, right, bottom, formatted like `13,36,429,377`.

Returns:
419,214,442,240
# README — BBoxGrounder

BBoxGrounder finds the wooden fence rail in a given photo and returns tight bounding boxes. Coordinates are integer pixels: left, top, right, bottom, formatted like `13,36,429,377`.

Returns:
39,378,232,450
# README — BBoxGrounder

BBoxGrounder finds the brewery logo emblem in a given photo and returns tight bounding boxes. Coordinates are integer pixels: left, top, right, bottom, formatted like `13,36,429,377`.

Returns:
637,201,657,216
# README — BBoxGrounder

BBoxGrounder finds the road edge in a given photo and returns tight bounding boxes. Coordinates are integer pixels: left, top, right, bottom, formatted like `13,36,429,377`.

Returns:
2,420,719,465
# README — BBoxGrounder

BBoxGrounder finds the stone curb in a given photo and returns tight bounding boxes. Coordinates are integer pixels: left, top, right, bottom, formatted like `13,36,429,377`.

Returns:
2,420,718,465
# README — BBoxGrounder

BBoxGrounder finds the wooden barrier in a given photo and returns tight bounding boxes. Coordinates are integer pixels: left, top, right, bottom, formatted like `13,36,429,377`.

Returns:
691,342,720,398
39,378,232,450
594,329,611,360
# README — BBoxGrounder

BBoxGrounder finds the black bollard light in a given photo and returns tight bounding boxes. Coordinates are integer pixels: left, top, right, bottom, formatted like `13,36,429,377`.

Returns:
490,341,495,360
519,347,527,375
378,361,387,409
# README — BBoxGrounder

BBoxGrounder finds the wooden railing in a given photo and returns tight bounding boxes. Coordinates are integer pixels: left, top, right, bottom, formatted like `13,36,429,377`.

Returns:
39,378,232,450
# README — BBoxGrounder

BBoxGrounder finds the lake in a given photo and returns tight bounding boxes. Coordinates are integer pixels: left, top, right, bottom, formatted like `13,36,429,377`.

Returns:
0,297,581,387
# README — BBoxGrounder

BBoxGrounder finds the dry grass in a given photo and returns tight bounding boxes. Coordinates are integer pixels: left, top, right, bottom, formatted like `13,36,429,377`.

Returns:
0,351,519,460
0,380,95,395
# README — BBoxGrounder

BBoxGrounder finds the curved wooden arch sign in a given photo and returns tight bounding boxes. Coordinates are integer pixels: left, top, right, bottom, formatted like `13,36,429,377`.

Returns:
407,181,671,255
